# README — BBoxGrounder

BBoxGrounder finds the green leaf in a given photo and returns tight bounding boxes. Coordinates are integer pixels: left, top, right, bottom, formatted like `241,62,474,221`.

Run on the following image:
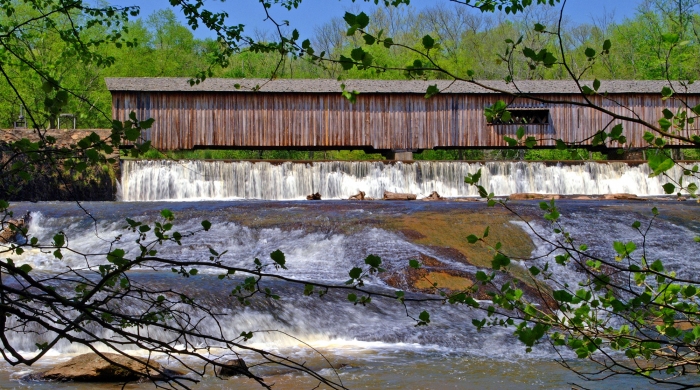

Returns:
160,209,174,220
524,136,537,149
409,259,421,269
363,34,375,45
422,34,435,49
533,23,546,32
355,12,370,28
349,267,362,279
467,234,479,244
270,249,287,269
18,264,32,273
364,254,382,268
593,79,601,91
504,136,518,147
584,47,596,58
53,233,65,247
491,253,510,270
602,39,611,51
663,183,676,194
661,86,674,99
418,310,430,324
424,84,439,99
516,126,525,139
201,220,211,231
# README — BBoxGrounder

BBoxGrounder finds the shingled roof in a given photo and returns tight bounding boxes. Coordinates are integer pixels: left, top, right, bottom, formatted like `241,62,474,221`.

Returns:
104,77,700,94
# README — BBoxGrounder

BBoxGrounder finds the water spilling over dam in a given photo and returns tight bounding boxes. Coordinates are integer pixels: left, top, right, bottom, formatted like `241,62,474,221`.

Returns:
120,160,699,201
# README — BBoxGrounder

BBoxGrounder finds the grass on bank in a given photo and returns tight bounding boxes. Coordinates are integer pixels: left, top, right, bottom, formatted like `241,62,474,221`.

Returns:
123,147,700,161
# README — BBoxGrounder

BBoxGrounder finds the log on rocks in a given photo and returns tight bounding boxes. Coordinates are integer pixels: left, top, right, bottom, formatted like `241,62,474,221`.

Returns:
306,192,322,200
24,352,173,382
349,191,366,200
422,191,443,200
383,191,417,200
508,193,560,200
603,193,640,200
216,358,251,377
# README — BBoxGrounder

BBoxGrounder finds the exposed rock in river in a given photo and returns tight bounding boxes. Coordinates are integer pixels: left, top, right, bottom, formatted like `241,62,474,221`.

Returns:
25,352,176,382
216,358,250,377
0,213,29,243
422,191,443,200
603,193,643,200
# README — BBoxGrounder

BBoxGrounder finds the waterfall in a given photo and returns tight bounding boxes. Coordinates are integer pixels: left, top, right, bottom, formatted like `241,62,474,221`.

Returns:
121,160,699,201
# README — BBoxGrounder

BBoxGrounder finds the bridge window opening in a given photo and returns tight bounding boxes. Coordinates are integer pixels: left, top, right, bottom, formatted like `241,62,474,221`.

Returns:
490,108,550,125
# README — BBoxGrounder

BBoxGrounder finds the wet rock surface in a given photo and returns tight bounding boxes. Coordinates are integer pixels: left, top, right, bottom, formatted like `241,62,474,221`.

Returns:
24,352,177,382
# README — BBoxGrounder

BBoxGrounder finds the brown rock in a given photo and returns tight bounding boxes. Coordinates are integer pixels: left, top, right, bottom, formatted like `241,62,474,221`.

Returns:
603,193,640,200
0,216,26,243
422,191,443,200
216,358,249,377
27,352,165,382
349,191,366,200
508,193,560,200
306,192,322,200
383,191,417,200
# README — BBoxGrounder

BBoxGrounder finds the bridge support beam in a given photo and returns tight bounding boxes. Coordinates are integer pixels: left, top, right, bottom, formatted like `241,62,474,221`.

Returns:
382,150,414,161
604,148,645,161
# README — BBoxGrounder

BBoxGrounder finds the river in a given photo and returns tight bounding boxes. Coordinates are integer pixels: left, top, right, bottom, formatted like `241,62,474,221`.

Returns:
3,196,699,389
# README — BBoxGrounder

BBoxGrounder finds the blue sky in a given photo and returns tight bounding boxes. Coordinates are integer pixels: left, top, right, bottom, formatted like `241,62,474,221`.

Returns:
108,0,644,40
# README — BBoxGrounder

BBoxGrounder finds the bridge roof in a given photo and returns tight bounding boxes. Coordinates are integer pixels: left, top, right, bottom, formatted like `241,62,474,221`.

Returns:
105,77,700,94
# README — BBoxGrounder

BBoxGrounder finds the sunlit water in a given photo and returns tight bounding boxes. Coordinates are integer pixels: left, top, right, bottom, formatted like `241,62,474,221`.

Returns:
3,200,699,389
121,160,700,201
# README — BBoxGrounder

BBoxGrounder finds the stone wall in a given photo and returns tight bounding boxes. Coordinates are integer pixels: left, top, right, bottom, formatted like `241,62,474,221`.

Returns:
1,128,117,201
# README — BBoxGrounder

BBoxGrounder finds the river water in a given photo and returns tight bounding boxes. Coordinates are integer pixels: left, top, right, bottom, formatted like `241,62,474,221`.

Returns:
3,197,699,389
121,160,700,201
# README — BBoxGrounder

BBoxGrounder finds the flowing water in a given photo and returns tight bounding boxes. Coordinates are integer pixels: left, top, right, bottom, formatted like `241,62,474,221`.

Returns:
3,199,699,389
121,160,700,201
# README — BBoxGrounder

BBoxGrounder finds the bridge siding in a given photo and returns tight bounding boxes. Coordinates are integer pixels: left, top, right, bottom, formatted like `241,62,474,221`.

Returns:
111,91,699,150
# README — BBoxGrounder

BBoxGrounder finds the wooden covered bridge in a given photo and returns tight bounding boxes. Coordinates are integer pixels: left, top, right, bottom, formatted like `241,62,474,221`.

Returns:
106,78,700,159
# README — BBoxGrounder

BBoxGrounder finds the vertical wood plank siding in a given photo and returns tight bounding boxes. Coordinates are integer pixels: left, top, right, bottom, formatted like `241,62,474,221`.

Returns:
112,92,700,150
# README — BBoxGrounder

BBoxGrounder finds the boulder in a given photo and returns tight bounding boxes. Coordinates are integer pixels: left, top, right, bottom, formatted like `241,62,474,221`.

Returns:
0,212,29,243
26,352,166,382
216,358,250,377
422,191,443,200
306,192,322,200
349,191,366,200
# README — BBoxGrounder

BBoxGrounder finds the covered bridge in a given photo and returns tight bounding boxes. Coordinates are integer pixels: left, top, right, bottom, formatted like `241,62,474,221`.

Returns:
106,78,700,158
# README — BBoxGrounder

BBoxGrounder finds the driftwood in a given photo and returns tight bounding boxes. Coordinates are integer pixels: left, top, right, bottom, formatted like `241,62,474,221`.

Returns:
422,191,443,200
349,191,366,200
383,191,417,200
509,193,560,200
306,192,322,200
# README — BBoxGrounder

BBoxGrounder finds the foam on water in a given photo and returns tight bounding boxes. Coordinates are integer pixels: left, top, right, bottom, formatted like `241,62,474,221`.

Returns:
121,160,699,201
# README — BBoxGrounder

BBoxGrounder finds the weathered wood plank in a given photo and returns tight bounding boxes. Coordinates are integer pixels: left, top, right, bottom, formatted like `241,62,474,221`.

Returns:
111,91,700,150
